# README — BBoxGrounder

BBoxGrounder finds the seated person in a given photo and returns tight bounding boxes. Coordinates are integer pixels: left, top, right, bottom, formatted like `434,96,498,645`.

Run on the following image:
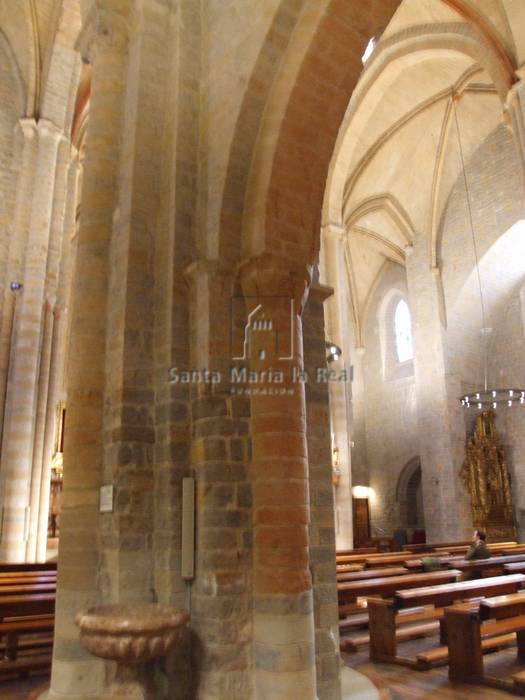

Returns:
465,529,491,560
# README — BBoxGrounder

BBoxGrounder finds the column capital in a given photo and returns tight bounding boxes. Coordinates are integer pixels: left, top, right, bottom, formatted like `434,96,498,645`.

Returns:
16,118,38,140
505,78,525,113
76,1,140,63
321,222,345,242
237,252,312,314
184,258,233,285
36,118,64,144
308,282,333,304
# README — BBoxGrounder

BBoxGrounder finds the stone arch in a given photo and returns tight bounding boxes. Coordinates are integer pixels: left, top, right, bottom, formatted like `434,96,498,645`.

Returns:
345,193,414,246
324,24,513,231
0,30,26,307
38,0,82,131
335,193,414,348
0,30,26,116
214,0,315,265
396,456,424,532
232,1,516,268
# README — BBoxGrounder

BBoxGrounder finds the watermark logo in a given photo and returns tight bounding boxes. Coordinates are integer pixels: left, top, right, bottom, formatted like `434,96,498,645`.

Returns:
231,296,293,361
168,295,350,395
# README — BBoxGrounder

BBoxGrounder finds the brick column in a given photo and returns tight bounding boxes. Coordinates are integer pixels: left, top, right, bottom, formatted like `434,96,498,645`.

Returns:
405,238,471,541
303,282,341,700
239,254,317,700
48,4,136,698
0,119,63,562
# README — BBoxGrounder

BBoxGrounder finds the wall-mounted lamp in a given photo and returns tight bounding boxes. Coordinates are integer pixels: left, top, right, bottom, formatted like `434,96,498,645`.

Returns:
331,446,341,486
325,341,342,363
352,485,372,499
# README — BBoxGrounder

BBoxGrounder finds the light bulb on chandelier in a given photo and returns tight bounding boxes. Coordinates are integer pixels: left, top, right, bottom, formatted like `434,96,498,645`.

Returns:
452,94,525,410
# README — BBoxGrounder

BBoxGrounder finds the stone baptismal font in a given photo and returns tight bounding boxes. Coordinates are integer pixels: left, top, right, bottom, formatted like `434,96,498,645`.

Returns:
76,603,189,699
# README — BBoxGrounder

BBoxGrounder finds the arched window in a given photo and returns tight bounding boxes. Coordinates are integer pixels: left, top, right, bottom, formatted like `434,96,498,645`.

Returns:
394,299,414,363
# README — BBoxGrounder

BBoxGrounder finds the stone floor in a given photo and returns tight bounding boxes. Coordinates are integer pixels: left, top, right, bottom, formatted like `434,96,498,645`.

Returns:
343,636,523,699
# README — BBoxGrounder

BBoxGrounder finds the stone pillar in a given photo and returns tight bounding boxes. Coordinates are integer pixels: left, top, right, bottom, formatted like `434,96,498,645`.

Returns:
405,239,471,542
505,408,525,542
0,119,63,562
48,4,135,698
303,283,341,700
184,261,253,700
26,136,72,562
0,119,38,435
320,225,353,550
36,152,80,562
239,254,317,700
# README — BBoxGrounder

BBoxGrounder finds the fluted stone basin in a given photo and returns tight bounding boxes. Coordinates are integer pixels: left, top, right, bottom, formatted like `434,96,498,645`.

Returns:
76,604,189,699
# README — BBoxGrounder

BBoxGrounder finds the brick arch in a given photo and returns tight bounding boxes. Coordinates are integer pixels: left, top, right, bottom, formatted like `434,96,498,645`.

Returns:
222,0,516,270
216,0,313,266
249,0,405,266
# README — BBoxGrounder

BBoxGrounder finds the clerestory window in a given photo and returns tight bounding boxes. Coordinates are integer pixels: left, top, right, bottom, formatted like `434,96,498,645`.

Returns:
394,299,413,363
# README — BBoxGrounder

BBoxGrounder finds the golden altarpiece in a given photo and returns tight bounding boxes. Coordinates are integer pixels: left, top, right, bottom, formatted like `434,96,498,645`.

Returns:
460,410,516,541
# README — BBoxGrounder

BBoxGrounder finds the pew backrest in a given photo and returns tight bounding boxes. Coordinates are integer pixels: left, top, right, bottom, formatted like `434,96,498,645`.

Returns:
479,592,525,620
337,567,406,583
0,593,55,619
451,553,525,573
338,569,461,600
394,573,525,610
0,563,57,572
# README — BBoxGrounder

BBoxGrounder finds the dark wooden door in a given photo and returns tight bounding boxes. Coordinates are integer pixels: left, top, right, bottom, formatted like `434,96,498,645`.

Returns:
353,497,371,548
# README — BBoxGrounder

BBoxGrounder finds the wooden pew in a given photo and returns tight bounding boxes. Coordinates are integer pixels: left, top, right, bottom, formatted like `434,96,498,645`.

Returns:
446,592,525,692
405,549,525,574
394,573,525,610
0,570,56,578
505,562,525,575
338,569,461,606
363,552,450,569
367,573,525,668
337,549,439,567
504,545,525,556
402,540,471,553
0,569,56,676
0,575,56,587
434,542,518,556
0,583,56,597
336,547,378,557
336,564,363,574
338,570,458,652
450,553,525,578
337,567,406,583
0,563,56,573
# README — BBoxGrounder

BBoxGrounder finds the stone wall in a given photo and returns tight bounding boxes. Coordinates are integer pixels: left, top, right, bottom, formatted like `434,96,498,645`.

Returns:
360,262,419,537
440,122,525,537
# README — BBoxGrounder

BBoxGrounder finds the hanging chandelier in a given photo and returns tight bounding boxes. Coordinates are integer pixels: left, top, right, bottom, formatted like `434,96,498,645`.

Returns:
452,95,525,410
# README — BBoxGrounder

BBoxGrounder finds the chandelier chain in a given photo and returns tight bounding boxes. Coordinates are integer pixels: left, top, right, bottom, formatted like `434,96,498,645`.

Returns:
452,95,488,392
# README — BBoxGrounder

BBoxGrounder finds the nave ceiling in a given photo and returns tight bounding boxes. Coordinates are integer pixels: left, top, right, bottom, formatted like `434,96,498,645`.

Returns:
323,0,524,350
